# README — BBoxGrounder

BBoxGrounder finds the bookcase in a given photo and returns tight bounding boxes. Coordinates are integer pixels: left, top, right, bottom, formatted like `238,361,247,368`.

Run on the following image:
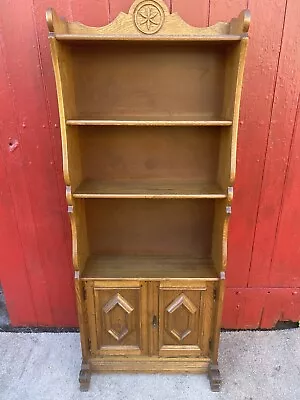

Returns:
47,0,250,392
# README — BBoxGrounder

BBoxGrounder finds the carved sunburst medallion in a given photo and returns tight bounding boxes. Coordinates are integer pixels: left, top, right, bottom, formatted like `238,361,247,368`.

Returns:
134,1,164,35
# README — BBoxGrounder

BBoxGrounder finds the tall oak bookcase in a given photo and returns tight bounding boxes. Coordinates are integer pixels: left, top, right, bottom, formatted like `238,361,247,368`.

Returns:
47,0,250,391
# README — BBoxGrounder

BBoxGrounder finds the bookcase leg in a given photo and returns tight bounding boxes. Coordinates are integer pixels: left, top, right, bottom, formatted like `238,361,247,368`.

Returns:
79,361,91,392
208,363,221,392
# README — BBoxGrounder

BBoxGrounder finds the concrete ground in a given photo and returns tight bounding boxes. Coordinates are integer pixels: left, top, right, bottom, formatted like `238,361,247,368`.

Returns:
0,329,299,400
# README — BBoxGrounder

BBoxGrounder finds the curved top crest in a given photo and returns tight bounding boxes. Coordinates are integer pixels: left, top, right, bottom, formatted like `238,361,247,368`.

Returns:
47,0,250,38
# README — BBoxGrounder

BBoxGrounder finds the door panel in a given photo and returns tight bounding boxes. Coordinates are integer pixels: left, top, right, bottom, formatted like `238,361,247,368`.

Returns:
158,281,214,357
86,280,147,356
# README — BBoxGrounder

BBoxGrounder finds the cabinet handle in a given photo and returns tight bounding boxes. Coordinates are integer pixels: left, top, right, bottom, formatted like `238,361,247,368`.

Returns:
152,315,158,328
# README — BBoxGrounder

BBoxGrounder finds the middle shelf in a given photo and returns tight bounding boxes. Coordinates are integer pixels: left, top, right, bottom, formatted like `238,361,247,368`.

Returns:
66,118,232,127
73,179,226,199
81,255,219,280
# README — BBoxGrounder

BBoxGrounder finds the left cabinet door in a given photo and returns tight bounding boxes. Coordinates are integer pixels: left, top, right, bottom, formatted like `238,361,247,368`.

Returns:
85,280,148,356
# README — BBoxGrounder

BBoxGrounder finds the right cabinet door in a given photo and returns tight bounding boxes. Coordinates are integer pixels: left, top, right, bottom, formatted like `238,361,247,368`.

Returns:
158,281,214,357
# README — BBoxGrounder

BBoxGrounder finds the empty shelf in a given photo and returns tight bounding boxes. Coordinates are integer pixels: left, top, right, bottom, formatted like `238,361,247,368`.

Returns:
82,255,219,280
73,180,226,199
66,118,232,127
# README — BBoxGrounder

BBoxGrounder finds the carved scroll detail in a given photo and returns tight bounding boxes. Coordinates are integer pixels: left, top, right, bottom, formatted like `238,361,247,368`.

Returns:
47,0,250,38
66,185,79,270
221,187,234,270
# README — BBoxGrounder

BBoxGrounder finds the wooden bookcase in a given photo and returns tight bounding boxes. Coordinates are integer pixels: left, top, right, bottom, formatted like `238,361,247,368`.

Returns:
47,0,250,392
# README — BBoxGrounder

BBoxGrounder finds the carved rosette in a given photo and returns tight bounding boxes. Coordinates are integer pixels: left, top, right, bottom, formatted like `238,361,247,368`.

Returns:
134,0,165,34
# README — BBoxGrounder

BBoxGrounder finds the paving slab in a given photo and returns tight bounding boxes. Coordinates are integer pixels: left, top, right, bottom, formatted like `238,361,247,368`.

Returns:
0,330,299,400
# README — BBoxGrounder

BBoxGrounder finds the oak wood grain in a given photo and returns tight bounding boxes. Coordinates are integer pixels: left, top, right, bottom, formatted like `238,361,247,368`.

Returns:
73,179,226,199
47,0,249,388
67,118,233,126
82,255,218,280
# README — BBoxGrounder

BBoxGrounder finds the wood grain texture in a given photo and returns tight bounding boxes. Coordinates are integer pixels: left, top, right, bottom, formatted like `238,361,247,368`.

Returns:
67,118,232,126
269,97,300,287
75,277,90,359
89,356,210,372
85,199,215,258
148,281,159,355
88,280,147,355
70,42,228,120
224,0,287,287
210,280,225,363
209,0,248,26
172,0,209,28
0,0,76,326
249,0,300,288
5,0,298,337
222,288,300,329
158,283,213,357
47,0,249,38
0,26,38,325
82,255,218,280
71,0,109,27
76,126,222,187
73,180,226,199
46,4,249,385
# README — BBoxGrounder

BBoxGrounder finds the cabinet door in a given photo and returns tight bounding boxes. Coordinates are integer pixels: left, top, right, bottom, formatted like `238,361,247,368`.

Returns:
158,281,214,357
86,281,147,356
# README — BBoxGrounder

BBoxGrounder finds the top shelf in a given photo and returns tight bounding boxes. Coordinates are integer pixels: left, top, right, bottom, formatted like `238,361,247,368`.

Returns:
54,34,244,42
66,118,233,127
47,2,250,43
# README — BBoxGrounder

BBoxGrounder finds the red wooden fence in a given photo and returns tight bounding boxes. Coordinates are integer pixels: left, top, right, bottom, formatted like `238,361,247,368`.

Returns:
0,0,300,329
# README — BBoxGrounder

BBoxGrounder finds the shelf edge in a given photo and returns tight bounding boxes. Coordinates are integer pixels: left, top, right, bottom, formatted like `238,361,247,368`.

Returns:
66,120,233,127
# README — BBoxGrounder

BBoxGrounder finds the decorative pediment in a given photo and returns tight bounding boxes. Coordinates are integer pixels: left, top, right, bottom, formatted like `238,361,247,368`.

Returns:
47,0,250,38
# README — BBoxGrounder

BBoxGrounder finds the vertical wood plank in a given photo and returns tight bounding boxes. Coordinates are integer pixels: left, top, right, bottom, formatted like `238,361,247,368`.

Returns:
226,0,287,287
0,17,52,326
269,97,300,287
249,0,300,288
260,289,300,329
209,0,247,25
172,0,209,27
1,0,77,326
109,0,133,22
223,288,300,329
0,148,36,325
71,0,109,26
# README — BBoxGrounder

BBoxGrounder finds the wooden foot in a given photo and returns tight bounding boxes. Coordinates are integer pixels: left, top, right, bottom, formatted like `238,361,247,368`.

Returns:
79,361,91,392
208,363,221,392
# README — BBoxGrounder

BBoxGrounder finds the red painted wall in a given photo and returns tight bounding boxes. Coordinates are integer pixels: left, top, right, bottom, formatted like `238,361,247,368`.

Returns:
0,0,300,328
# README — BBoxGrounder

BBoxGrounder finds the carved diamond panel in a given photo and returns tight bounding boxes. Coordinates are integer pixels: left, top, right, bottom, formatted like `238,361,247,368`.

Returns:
103,293,134,342
165,293,197,341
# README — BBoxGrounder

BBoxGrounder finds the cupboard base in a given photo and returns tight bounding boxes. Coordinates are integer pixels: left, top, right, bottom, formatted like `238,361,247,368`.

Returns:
80,357,221,391
89,356,210,373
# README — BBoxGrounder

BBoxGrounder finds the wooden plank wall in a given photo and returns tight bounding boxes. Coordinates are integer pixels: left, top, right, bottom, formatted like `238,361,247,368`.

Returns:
0,0,299,328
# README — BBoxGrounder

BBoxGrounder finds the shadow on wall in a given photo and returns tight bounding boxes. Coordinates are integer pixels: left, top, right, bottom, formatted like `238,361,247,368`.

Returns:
0,284,10,327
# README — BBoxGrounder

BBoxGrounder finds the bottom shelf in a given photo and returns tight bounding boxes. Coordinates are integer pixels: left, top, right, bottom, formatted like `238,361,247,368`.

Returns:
82,255,219,280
